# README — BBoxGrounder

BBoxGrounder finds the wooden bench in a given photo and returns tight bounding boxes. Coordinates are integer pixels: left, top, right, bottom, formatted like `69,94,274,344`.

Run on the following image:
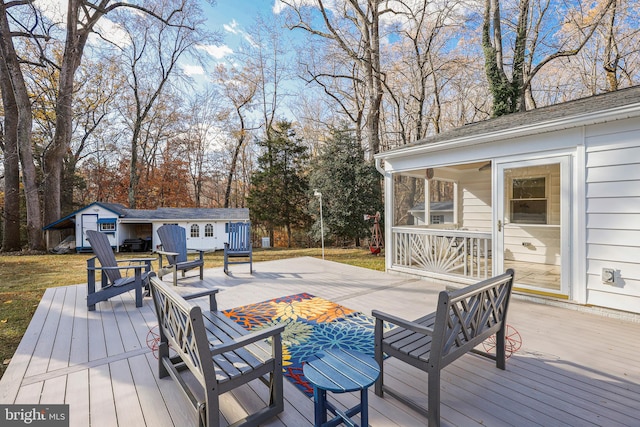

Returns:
149,277,285,427
372,269,515,427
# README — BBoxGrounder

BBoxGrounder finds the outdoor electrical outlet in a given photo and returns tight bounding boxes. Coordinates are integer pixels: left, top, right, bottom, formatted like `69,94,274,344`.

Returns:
602,268,615,284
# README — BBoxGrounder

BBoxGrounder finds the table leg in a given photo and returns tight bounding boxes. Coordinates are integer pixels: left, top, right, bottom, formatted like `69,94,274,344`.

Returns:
314,387,327,427
360,387,369,426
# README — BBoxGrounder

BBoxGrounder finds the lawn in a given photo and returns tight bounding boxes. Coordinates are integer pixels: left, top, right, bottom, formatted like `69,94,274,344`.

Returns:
0,247,384,379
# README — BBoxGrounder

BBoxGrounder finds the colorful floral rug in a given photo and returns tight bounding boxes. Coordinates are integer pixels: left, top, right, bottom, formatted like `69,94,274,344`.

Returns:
222,293,384,397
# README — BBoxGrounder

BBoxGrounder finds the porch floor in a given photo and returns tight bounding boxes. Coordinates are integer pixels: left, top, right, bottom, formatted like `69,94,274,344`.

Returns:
1,257,639,426
505,259,562,291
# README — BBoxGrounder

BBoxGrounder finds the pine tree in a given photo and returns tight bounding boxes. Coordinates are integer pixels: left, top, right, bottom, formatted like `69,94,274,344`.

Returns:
309,127,382,246
248,121,310,247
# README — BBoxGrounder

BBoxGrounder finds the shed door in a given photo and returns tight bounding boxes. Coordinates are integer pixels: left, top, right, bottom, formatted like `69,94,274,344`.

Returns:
496,156,570,297
81,214,98,248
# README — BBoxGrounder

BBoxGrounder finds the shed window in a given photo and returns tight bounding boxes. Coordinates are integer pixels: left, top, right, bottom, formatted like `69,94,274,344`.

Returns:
510,177,547,224
205,224,214,237
190,224,200,238
98,218,117,232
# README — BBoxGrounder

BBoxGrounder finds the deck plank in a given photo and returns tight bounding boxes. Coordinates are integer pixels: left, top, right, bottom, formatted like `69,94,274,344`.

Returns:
88,363,118,427
25,287,66,378
70,284,89,366
0,287,55,402
67,369,90,427
2,257,640,426
49,286,76,372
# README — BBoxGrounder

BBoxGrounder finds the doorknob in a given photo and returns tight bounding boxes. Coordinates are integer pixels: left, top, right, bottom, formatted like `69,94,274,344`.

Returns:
497,220,502,232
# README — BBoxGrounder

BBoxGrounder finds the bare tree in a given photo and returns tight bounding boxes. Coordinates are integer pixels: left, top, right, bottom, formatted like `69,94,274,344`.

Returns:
0,0,212,249
108,0,214,208
212,64,259,208
482,0,616,116
0,2,44,249
282,0,389,156
178,89,225,207
0,59,21,251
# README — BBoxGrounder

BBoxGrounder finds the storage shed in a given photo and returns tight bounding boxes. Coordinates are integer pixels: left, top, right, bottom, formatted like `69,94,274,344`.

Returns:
43,202,250,253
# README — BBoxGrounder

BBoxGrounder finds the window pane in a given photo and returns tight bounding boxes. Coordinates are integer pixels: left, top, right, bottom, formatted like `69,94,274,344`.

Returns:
190,224,199,237
513,177,545,199
511,200,547,224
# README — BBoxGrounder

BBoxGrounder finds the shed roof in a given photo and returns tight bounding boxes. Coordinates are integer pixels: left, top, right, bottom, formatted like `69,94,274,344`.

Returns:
44,203,250,230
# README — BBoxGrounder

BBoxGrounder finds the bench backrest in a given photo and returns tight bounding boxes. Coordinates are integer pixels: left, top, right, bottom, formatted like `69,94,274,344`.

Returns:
431,269,514,368
157,224,188,263
227,222,251,252
149,276,214,388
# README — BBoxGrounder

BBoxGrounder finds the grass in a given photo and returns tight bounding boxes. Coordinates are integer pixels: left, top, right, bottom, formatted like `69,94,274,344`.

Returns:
0,247,384,379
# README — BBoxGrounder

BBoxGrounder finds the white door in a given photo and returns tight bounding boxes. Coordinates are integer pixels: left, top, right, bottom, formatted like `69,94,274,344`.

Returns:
81,214,99,248
496,156,571,296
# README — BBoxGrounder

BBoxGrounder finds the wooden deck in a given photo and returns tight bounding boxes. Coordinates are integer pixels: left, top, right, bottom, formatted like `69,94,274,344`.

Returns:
1,257,640,426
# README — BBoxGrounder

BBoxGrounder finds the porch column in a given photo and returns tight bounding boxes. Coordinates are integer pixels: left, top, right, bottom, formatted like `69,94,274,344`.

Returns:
453,181,459,226
425,179,431,225
384,171,394,271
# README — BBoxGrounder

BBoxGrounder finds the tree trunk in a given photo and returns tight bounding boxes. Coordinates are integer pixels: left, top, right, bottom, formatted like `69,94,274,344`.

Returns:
603,0,619,91
129,125,141,208
0,60,21,251
45,0,91,244
0,6,44,250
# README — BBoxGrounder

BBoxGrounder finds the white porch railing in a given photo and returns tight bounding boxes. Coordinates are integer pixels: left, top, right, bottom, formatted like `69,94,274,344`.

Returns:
392,226,492,279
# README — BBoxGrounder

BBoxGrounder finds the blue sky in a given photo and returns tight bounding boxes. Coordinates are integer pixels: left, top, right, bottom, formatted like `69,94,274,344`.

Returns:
202,1,281,58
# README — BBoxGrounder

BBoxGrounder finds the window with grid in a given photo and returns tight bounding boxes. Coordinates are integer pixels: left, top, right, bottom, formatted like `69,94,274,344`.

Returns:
205,224,214,237
190,224,200,237
510,177,547,224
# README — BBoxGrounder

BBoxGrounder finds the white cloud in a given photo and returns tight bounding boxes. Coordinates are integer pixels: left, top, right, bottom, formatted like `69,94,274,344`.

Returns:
272,1,288,14
182,64,205,76
223,19,241,34
272,0,318,14
198,44,234,59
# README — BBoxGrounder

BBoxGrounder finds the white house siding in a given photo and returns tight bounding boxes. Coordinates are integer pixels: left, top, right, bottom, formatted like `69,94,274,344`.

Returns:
585,118,640,313
75,206,120,249
460,170,492,232
152,221,229,251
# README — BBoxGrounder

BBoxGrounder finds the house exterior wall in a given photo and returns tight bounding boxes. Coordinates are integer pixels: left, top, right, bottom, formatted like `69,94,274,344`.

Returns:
380,117,640,314
151,221,233,251
460,170,492,232
584,118,640,313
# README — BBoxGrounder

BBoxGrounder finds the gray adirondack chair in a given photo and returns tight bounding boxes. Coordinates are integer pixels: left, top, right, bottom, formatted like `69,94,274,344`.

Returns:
224,222,253,275
156,224,205,284
86,230,155,311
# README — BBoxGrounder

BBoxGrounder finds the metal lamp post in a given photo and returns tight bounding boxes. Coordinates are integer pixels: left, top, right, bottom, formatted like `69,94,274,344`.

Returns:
314,189,325,260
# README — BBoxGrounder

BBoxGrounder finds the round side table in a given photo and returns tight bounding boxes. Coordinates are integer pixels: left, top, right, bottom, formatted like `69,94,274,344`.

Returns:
303,348,380,427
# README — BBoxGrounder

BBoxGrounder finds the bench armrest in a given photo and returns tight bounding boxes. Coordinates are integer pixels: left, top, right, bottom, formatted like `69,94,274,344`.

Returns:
182,288,219,301
181,288,219,311
210,324,285,355
372,309,435,336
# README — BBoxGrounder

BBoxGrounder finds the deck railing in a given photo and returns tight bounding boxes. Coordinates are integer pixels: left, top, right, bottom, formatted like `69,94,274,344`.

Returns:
392,226,492,279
